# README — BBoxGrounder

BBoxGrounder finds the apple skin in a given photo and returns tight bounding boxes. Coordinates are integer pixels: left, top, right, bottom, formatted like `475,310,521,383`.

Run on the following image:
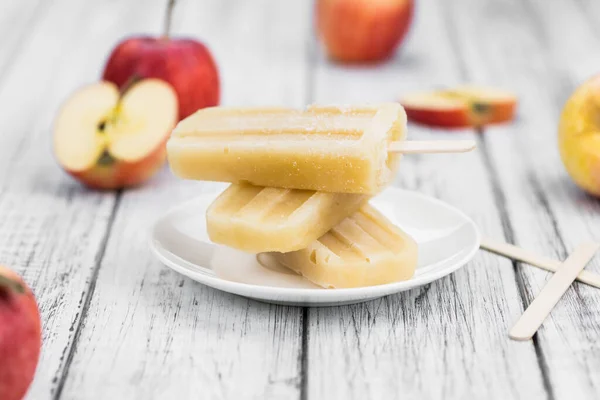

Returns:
401,87,518,129
404,101,517,129
480,102,516,126
559,75,600,197
103,37,219,121
403,106,470,129
0,266,41,400
67,136,168,191
316,0,414,63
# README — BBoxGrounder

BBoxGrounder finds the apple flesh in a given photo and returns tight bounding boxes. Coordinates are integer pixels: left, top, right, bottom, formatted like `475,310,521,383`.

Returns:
316,0,414,63
102,37,219,121
0,266,41,400
559,75,600,197
54,79,178,190
401,86,517,129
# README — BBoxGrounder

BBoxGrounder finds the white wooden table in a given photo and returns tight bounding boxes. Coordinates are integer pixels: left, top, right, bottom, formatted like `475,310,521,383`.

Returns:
4,0,600,399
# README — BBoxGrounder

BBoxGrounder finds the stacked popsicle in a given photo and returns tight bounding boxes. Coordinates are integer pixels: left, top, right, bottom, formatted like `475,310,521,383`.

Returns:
167,103,474,288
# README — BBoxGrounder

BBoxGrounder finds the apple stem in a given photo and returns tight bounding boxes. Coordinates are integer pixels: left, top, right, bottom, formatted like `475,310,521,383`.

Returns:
0,274,25,294
163,0,177,39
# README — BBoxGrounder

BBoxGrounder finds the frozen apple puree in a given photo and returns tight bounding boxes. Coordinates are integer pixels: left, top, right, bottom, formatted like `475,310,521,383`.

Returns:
207,183,368,253
165,102,422,289
263,205,418,289
167,103,407,194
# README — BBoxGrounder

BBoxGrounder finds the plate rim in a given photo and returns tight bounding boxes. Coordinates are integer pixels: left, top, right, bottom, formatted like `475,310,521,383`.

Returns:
149,188,481,301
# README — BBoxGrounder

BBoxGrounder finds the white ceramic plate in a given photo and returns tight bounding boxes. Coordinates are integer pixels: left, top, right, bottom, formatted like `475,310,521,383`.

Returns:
150,187,480,306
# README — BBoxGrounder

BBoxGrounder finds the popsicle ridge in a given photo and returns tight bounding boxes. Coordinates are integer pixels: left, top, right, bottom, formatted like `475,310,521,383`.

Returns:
269,204,418,288
309,103,406,190
206,183,368,253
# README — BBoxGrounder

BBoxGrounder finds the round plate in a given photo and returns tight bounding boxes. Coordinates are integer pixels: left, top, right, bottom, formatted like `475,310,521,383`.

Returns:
150,187,480,306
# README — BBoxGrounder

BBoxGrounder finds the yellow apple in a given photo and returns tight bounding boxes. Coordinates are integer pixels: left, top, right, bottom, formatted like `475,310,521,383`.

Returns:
559,76,600,197
54,79,177,189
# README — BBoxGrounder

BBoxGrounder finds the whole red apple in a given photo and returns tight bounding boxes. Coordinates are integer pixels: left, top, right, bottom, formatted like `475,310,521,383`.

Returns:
102,0,219,120
0,266,41,400
316,0,414,63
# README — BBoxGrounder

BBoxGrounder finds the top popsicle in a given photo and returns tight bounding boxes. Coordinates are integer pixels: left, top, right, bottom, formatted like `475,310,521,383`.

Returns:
167,104,406,194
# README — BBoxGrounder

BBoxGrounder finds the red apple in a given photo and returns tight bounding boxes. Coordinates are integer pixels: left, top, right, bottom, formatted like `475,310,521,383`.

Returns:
54,79,178,189
102,1,219,120
401,86,518,129
0,266,41,400
316,0,414,63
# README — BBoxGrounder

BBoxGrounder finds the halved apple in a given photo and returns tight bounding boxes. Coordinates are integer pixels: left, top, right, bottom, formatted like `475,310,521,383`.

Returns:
54,79,177,189
400,86,517,129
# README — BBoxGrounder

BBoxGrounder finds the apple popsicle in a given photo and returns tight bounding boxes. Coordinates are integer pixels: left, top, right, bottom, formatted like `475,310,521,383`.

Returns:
168,104,406,194
207,183,368,253
261,204,418,289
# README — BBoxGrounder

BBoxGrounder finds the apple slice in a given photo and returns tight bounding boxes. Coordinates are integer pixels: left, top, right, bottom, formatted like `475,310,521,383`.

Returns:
54,79,177,189
400,86,517,129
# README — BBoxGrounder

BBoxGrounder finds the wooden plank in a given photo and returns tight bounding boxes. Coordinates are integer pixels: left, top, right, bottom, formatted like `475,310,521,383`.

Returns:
440,0,600,398
304,0,547,398
0,1,175,399
0,2,120,400
59,1,312,399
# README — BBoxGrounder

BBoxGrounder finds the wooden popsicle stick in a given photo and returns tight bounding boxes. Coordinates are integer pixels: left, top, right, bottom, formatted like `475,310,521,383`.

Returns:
480,237,600,289
388,140,476,154
509,242,600,341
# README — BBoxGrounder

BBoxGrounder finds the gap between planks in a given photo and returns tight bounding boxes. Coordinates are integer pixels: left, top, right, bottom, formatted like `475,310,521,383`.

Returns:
52,192,123,400
299,12,317,399
475,134,557,399
437,0,558,389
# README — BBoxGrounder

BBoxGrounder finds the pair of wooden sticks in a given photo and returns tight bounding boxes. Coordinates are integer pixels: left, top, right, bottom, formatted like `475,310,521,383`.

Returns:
392,140,599,340
480,237,600,341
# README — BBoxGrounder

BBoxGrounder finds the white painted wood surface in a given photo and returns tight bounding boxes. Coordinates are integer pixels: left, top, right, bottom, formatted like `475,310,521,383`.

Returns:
0,0,597,399
58,1,310,399
444,0,600,398
0,2,124,399
306,0,544,398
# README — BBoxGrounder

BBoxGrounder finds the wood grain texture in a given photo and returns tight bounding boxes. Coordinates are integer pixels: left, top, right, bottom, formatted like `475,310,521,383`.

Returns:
442,0,600,398
0,1,179,399
304,0,546,398
58,175,304,400
510,243,599,341
2,0,598,399
58,1,312,399
0,1,127,399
